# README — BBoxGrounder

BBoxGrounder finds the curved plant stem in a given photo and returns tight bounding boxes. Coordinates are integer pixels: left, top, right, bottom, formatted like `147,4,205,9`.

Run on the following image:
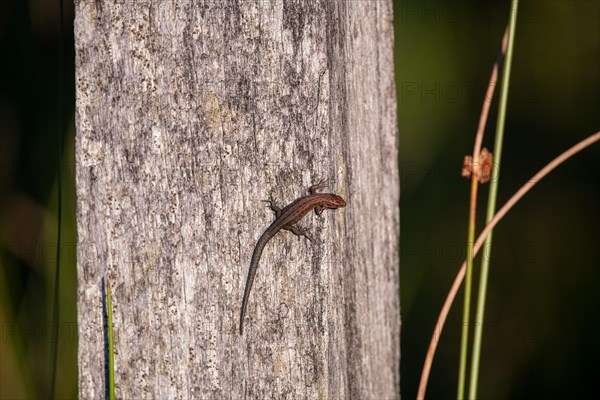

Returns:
457,23,510,399
417,132,600,400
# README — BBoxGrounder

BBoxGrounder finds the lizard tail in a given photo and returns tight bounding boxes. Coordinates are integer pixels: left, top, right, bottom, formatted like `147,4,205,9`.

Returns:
239,234,270,334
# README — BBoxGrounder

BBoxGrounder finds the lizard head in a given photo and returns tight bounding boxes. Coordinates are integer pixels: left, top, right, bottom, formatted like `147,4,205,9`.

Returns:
323,194,347,209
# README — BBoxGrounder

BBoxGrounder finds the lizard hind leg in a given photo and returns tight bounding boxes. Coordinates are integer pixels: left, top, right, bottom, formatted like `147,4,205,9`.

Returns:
287,224,313,242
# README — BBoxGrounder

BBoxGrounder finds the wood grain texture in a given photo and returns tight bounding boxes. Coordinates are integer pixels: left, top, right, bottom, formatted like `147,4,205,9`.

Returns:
75,0,399,398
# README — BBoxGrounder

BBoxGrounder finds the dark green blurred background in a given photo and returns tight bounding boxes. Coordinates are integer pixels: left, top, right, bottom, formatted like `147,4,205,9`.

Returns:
0,1,598,399
1,0,76,399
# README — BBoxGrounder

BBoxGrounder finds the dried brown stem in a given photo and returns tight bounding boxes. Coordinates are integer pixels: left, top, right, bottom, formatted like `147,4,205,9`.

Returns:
417,132,600,400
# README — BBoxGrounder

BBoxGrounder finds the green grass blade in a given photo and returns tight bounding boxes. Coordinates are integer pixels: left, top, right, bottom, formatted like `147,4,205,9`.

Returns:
49,1,66,397
106,280,115,400
457,178,479,399
468,1,520,398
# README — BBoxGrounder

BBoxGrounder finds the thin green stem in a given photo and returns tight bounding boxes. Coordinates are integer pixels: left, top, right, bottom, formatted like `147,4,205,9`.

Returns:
106,280,115,400
469,2,519,399
457,177,478,399
49,1,66,398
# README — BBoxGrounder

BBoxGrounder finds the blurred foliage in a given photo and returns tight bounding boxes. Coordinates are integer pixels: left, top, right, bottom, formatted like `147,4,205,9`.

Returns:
0,1,598,399
395,1,599,399
0,0,76,399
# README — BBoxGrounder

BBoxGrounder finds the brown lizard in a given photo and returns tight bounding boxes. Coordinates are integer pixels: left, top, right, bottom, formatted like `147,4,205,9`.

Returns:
239,179,346,334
